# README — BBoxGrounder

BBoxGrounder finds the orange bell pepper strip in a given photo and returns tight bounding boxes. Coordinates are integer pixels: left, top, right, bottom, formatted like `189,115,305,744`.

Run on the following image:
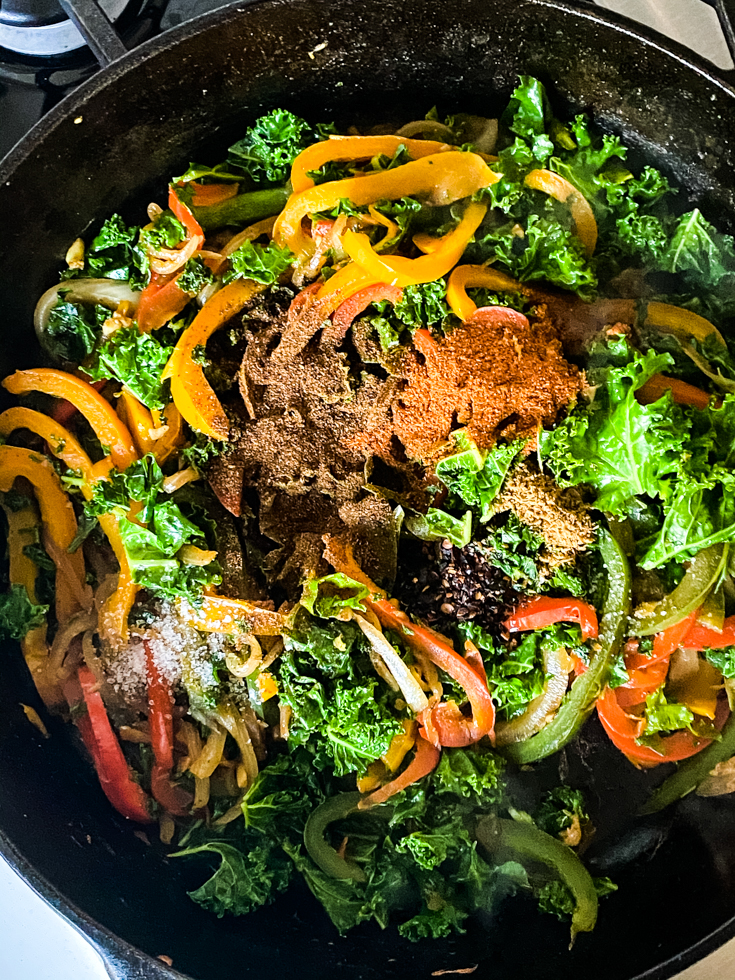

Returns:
52,377,106,427
152,402,185,464
117,389,157,456
274,151,499,261
179,594,290,637
161,279,264,440
3,369,137,472
644,301,726,348
446,264,524,321
342,200,487,288
0,445,87,620
505,595,599,642
525,169,597,255
190,181,239,208
0,406,96,483
316,262,379,309
358,735,440,809
290,135,452,194
636,374,712,411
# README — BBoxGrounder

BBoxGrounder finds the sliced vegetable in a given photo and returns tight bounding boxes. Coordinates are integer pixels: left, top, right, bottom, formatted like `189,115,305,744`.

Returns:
326,283,403,342
525,169,597,255
136,274,191,333
274,151,498,261
635,544,726,636
358,735,440,809
644,301,726,349
144,639,193,816
3,369,137,471
636,374,712,411
476,816,598,941
506,596,599,642
495,644,571,746
640,712,735,813
290,135,451,193
446,264,524,321
304,792,366,881
67,666,153,823
502,530,630,764
351,614,429,714
342,201,488,288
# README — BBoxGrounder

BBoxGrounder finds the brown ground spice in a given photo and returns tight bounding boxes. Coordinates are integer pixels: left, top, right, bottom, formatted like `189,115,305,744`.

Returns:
494,461,595,568
358,306,584,463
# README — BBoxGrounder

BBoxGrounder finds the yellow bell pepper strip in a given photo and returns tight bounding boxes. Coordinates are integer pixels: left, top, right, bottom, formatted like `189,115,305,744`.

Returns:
3,369,137,472
0,499,60,707
290,135,452,194
0,407,139,644
446,264,525,321
316,262,379,309
274,151,499,262
524,169,598,255
256,671,278,702
644,301,726,348
117,389,157,457
342,200,488,289
0,445,87,620
381,719,417,772
161,279,265,441
179,594,291,637
0,407,95,483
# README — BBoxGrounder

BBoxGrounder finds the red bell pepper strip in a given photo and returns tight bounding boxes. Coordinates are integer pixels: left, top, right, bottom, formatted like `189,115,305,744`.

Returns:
636,374,712,411
505,596,599,642
169,185,204,241
368,598,496,747
326,283,403,342
626,610,701,671
615,612,700,709
144,640,193,816
598,682,716,766
358,735,440,808
136,274,191,333
66,666,153,823
680,614,735,650
615,656,670,708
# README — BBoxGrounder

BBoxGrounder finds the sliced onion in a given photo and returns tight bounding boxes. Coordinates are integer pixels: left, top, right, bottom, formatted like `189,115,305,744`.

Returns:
494,645,571,746
396,120,455,141
149,233,202,276
353,614,429,714
35,279,141,349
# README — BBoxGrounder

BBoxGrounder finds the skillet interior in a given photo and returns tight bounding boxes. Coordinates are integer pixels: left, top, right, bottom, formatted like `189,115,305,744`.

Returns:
1,1,735,977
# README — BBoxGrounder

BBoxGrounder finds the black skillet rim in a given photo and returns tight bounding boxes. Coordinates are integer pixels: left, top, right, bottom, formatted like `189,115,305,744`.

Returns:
1,1,735,978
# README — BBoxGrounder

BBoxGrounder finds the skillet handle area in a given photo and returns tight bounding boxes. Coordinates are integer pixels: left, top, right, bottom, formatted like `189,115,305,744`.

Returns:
95,942,178,980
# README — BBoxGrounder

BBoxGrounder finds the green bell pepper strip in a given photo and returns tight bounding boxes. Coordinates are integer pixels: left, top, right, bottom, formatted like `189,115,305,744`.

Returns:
501,528,630,765
192,187,290,231
476,816,598,941
635,543,726,636
304,792,366,883
639,712,735,814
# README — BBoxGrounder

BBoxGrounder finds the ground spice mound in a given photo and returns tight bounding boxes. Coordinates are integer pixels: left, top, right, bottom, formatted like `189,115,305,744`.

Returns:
361,307,584,462
494,461,595,568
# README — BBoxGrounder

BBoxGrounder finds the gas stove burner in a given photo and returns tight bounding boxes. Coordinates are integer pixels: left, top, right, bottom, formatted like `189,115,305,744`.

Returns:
0,0,148,59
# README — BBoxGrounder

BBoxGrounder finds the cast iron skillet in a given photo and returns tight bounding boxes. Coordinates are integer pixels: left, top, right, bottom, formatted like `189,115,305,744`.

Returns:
2,1,735,977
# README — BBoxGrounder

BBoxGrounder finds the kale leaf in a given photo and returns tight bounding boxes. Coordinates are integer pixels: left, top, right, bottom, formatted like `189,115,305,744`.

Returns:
70,214,148,287
45,300,106,363
540,339,687,515
227,109,318,186
171,840,292,917
0,585,48,641
85,325,175,409
534,786,588,838
223,240,294,285
434,433,524,522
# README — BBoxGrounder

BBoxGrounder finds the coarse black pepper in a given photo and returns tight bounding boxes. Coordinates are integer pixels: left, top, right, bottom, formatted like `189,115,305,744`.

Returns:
394,537,519,643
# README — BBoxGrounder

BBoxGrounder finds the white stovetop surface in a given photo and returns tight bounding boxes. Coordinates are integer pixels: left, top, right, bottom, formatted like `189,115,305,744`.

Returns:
1,1,735,977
